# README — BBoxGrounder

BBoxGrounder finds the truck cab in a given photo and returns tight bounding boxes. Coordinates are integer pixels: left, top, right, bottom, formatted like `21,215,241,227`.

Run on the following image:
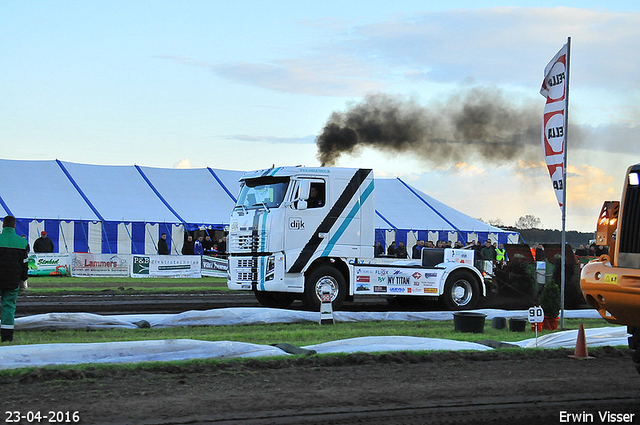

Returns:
227,167,374,308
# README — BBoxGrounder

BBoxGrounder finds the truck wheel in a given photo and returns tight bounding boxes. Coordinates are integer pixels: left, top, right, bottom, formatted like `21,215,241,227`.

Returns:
442,270,480,310
628,326,640,376
303,265,346,311
253,290,295,308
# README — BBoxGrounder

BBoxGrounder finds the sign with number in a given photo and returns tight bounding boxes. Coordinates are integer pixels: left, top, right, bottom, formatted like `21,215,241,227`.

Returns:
528,306,544,323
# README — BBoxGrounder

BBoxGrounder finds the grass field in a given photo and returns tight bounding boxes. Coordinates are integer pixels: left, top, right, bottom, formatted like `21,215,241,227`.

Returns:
13,318,612,346
24,275,229,294
10,276,619,375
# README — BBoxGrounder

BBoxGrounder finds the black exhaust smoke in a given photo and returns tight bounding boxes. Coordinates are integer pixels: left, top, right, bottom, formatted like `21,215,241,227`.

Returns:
316,87,542,167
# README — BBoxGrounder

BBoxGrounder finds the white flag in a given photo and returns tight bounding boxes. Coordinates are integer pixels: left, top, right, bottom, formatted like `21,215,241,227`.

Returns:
540,43,568,212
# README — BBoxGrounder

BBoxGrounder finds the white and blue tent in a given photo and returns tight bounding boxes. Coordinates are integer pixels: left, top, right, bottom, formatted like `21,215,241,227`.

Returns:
0,160,517,254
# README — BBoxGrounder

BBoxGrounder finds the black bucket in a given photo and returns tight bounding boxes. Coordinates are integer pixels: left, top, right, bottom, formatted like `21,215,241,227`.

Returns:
491,317,507,330
453,312,487,333
508,318,527,332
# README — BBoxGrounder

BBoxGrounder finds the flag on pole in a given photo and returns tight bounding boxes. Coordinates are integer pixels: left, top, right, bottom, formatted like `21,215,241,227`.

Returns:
540,43,569,212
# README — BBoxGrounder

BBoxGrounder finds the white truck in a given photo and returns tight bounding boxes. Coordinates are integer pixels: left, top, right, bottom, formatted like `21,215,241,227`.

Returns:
227,166,487,310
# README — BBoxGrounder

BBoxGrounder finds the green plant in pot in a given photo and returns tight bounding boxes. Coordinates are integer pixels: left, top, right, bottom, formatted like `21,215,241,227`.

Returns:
539,280,561,330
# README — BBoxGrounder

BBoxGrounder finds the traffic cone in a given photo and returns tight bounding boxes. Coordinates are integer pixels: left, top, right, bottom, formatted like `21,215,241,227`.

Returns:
568,323,595,360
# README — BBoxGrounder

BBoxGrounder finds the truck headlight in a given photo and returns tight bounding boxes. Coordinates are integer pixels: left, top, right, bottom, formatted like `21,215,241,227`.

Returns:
266,256,276,281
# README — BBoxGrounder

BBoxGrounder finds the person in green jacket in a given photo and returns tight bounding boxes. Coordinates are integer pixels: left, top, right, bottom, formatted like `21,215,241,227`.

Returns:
0,215,28,342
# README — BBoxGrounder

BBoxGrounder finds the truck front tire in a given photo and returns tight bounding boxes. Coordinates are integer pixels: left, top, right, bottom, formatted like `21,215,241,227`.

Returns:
303,265,346,311
442,270,480,310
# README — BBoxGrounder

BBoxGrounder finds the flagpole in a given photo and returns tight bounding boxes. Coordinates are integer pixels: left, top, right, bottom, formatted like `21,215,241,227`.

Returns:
560,36,571,329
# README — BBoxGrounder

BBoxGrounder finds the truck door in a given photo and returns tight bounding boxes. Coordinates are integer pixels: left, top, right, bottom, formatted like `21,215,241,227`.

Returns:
285,178,327,269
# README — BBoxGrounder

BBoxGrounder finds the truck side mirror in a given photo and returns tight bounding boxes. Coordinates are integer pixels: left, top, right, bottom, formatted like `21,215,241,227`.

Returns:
297,200,308,210
299,180,311,200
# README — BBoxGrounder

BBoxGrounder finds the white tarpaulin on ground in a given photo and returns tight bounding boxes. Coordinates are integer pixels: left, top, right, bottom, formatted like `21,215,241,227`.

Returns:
15,308,604,330
304,336,493,354
0,340,287,370
513,326,629,349
0,308,625,370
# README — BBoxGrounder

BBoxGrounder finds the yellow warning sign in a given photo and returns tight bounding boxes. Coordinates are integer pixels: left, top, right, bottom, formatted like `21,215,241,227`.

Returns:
604,274,618,284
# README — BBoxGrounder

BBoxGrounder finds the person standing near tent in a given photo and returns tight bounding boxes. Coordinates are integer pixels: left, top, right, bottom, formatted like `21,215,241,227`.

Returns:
158,233,169,255
181,235,194,255
194,235,204,256
480,239,496,261
218,236,227,257
33,230,54,253
495,243,507,263
387,241,396,256
0,216,28,342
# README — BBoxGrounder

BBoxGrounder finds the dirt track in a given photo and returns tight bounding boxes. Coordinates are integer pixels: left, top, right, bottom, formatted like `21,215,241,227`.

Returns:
3,347,639,424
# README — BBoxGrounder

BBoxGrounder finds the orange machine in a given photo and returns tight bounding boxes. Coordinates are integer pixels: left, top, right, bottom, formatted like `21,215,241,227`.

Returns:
581,164,640,375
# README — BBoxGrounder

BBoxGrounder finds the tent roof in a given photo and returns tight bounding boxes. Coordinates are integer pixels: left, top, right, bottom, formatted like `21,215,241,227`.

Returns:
0,159,100,221
374,178,503,233
0,159,507,235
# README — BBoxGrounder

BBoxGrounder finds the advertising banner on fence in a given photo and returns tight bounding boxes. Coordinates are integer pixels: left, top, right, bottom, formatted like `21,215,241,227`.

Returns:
131,255,202,278
28,253,72,276
201,255,228,278
72,253,130,277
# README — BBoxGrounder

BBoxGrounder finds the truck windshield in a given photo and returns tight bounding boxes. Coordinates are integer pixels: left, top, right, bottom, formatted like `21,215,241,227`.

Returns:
235,177,290,210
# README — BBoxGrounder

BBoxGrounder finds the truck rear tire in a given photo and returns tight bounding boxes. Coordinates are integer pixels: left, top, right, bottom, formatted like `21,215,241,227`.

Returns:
628,326,640,376
253,290,296,308
442,270,480,310
303,265,346,311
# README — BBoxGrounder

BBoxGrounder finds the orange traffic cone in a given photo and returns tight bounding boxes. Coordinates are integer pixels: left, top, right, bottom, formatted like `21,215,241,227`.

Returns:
568,323,595,360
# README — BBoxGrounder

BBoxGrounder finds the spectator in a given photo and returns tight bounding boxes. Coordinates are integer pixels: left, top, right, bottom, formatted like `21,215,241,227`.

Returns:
387,241,396,256
203,235,214,253
574,244,588,256
412,240,424,259
33,231,54,253
425,240,435,248
535,244,546,261
530,243,538,260
158,233,169,255
194,236,204,255
218,236,227,256
480,239,496,261
495,243,507,262
181,235,194,255
0,215,28,342
374,241,385,257
454,241,463,249
396,241,408,259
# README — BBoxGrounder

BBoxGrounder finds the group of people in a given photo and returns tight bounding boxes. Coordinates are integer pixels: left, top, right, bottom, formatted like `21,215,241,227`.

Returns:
375,240,409,258
178,234,227,257
374,238,507,262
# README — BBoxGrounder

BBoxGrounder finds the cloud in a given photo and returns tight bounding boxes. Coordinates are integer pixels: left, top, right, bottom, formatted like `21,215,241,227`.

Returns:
212,57,386,96
348,7,640,89
173,158,195,169
224,134,316,144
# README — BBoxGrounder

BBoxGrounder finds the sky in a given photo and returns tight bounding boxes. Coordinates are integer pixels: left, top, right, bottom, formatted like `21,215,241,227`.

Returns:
2,1,640,233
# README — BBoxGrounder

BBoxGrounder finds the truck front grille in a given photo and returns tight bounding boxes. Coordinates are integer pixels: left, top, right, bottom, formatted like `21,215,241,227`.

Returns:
237,272,258,281
230,234,261,252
